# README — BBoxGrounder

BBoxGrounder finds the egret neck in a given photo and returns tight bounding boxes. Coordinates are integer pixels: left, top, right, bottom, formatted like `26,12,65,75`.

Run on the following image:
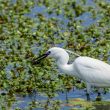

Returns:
56,55,78,78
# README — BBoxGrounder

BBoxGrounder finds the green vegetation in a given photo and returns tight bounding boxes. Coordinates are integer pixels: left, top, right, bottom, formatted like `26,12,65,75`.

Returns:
1,0,110,109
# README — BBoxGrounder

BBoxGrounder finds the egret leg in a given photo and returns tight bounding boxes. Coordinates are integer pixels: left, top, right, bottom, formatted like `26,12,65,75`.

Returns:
96,92,101,101
86,83,91,101
65,90,69,103
96,89,102,101
86,93,90,101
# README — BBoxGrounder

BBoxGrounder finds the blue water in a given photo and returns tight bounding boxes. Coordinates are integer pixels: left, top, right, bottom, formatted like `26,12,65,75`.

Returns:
12,88,110,110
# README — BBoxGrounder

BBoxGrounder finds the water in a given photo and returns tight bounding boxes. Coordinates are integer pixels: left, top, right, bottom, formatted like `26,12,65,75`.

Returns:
11,88,110,110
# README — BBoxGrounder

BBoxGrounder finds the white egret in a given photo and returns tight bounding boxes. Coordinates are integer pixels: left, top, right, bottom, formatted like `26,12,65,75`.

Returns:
35,47,110,100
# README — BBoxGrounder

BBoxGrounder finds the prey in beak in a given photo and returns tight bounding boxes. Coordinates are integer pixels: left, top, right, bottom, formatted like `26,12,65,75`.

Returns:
32,51,51,64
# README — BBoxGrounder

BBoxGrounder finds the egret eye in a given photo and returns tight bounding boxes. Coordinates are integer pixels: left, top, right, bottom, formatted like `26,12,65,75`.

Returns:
45,51,51,56
47,51,51,56
48,51,51,54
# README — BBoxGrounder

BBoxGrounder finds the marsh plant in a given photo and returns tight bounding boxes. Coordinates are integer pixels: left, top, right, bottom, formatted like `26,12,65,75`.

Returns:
1,0,110,109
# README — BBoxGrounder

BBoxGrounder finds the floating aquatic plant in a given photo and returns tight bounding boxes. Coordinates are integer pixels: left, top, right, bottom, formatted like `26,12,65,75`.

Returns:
1,0,110,109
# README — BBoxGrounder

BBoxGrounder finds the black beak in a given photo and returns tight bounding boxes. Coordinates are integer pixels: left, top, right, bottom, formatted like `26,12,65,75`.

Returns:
32,51,51,64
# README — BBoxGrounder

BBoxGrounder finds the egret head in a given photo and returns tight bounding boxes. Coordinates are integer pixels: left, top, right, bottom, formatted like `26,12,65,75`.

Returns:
35,47,69,64
47,47,68,59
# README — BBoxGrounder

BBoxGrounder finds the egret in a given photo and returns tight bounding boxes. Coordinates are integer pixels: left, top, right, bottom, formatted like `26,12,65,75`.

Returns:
35,47,110,101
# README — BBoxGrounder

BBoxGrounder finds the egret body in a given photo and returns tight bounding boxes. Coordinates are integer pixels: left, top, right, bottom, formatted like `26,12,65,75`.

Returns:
36,47,110,100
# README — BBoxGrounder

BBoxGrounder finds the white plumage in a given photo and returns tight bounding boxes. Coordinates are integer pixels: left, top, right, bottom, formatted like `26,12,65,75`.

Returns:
74,57,110,87
38,47,110,100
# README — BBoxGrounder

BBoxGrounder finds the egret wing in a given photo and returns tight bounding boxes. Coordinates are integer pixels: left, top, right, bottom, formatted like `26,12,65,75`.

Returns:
74,57,110,84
